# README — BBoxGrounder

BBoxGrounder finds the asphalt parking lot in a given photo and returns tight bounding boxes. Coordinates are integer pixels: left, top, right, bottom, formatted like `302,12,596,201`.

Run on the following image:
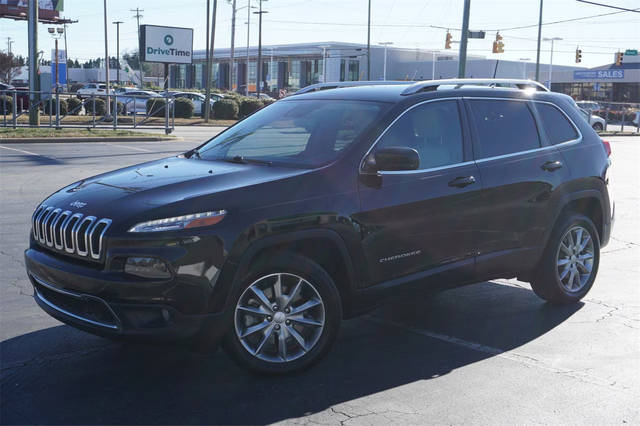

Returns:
1,134,638,425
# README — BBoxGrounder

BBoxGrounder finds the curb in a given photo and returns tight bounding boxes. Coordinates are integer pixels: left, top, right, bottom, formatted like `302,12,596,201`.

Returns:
0,136,184,144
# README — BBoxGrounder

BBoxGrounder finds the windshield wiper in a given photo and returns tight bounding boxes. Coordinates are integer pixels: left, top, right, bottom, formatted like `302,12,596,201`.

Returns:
224,155,273,166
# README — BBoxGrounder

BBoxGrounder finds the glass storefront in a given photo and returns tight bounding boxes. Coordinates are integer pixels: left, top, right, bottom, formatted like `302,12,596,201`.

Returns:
552,82,639,103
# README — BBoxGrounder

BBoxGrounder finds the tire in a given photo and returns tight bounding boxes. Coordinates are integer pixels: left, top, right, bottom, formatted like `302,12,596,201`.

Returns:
222,252,342,374
593,122,603,132
531,213,600,304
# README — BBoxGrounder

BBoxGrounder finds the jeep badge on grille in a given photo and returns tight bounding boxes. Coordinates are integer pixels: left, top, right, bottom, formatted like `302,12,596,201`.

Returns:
70,201,87,209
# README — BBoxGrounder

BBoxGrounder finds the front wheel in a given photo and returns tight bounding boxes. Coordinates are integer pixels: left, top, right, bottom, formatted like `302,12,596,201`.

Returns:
531,213,600,304
592,122,604,132
223,252,342,374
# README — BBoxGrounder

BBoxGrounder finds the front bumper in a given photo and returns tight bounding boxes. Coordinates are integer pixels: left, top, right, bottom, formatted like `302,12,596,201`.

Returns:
25,248,229,343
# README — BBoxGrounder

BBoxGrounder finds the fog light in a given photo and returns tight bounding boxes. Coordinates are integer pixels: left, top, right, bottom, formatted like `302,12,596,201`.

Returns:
125,257,171,279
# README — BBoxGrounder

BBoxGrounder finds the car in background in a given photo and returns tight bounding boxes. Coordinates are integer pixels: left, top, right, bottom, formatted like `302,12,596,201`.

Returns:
578,108,606,131
117,90,163,115
76,83,110,99
576,101,602,112
248,92,275,101
169,92,223,116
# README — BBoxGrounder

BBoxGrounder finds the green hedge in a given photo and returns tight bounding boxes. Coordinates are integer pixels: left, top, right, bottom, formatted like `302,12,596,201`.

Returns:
67,97,82,115
174,97,194,118
42,98,68,115
213,98,239,119
84,97,106,115
239,98,264,117
0,95,12,114
146,98,167,117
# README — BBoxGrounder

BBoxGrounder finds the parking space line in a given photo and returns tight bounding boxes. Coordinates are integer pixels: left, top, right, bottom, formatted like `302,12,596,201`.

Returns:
100,142,153,152
0,145,57,160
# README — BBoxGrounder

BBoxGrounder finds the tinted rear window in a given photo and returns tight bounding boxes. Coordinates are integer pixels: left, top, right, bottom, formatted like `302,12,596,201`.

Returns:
532,102,579,145
468,99,541,159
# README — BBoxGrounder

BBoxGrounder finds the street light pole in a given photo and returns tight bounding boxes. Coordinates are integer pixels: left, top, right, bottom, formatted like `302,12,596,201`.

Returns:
379,42,393,81
254,0,267,97
230,0,236,91
246,0,251,95
535,0,544,81
458,0,471,78
367,0,371,80
204,0,217,123
113,21,123,87
28,0,40,126
103,0,111,115
543,37,562,89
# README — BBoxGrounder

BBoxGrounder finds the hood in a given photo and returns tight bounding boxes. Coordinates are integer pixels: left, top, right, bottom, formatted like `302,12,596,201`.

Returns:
41,156,310,224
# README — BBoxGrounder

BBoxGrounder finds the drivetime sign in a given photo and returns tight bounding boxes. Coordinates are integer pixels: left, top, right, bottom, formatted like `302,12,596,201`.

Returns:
140,25,193,64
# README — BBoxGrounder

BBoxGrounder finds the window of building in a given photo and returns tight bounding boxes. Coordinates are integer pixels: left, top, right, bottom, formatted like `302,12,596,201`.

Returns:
375,100,464,170
468,99,541,159
532,102,579,145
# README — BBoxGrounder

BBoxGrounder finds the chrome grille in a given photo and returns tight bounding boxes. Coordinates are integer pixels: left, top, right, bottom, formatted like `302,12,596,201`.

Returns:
32,205,112,260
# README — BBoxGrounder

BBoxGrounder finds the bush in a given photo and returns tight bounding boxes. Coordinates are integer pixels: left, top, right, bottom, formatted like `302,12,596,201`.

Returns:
42,98,68,115
84,97,106,116
67,97,82,115
262,98,276,107
173,97,194,118
0,95,12,114
239,98,264,117
146,97,167,117
213,98,239,119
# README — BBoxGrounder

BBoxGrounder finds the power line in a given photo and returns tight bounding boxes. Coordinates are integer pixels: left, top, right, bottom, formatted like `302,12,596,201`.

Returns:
576,0,640,13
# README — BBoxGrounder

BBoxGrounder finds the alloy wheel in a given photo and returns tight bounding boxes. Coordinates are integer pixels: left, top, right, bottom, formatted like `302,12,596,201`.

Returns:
556,225,595,292
234,273,325,363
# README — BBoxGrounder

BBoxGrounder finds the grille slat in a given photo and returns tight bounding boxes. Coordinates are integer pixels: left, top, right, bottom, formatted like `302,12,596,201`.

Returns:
31,205,112,262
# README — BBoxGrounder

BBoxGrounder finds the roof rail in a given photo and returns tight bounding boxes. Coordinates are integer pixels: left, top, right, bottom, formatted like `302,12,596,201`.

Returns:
400,78,549,96
294,80,408,95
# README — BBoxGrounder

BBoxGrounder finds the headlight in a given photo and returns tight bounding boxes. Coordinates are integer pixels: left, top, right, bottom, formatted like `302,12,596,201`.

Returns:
128,210,226,233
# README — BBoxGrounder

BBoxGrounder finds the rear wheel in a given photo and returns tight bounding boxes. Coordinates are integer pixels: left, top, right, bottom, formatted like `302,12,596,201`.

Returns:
223,252,341,374
593,122,604,131
531,213,600,304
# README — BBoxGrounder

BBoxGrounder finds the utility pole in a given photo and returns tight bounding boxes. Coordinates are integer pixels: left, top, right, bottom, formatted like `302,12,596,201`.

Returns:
204,0,217,123
204,0,211,116
6,37,13,55
28,0,40,125
367,0,371,80
230,0,236,91
535,0,543,81
246,0,251,95
131,7,144,87
103,0,111,115
544,37,562,89
113,21,123,86
254,0,267,97
63,21,68,67
458,0,471,78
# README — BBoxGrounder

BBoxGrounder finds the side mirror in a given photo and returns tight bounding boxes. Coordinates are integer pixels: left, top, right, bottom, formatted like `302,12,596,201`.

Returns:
365,147,420,173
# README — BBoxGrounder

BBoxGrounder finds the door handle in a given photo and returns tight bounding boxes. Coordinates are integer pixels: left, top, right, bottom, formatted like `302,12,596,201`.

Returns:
541,160,563,172
448,175,476,188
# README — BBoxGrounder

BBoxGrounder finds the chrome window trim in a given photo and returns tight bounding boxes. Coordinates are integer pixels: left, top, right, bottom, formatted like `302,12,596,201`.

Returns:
44,208,62,247
88,218,112,260
464,97,583,164
359,97,466,175
31,273,119,330
74,216,96,257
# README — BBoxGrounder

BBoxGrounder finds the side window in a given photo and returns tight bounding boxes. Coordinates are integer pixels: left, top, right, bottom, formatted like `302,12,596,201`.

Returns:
375,100,464,170
532,102,579,145
468,99,541,159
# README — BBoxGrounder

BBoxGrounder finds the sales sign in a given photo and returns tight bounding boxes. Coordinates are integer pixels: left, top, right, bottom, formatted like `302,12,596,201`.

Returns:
573,70,625,80
139,24,193,64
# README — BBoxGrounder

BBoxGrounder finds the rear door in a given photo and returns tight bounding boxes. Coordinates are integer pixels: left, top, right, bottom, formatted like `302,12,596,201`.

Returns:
356,99,482,285
465,97,571,276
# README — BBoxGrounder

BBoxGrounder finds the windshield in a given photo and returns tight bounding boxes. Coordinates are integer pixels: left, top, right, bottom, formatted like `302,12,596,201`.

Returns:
195,99,387,167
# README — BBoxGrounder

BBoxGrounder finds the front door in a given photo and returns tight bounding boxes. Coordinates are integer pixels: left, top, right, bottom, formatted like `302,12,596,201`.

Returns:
356,99,482,286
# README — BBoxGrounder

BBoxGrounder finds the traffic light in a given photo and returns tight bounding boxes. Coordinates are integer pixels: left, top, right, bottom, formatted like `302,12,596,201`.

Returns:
575,47,582,63
492,32,504,53
445,31,452,49
615,52,624,66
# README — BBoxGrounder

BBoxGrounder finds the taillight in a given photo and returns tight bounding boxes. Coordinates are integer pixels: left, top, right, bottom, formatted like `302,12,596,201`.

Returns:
601,139,611,157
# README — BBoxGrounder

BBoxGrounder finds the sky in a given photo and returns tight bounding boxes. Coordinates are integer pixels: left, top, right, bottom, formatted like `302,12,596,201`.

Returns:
2,0,639,69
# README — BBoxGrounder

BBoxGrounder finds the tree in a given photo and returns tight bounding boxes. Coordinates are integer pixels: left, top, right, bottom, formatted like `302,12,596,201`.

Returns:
0,52,22,83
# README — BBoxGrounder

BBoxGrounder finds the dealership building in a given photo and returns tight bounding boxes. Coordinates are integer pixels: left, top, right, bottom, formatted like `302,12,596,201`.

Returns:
168,42,639,102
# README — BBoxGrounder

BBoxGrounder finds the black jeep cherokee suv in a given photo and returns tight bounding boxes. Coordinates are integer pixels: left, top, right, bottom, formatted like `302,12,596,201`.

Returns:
25,79,614,374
